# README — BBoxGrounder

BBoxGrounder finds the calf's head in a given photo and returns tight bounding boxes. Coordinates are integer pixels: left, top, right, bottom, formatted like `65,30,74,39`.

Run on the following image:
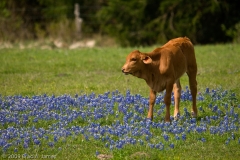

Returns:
121,50,152,76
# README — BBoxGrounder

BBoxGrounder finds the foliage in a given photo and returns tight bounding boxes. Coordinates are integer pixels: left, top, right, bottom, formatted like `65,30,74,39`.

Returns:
98,0,240,46
0,0,65,41
223,22,240,43
97,0,148,46
0,0,240,46
1,0,240,45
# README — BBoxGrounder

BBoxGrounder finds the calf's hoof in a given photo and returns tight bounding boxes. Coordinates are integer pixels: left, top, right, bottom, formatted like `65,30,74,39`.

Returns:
174,113,180,121
147,116,153,121
191,112,197,118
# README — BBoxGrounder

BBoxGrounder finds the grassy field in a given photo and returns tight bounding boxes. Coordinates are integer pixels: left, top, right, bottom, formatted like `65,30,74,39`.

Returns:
0,44,240,96
0,44,240,160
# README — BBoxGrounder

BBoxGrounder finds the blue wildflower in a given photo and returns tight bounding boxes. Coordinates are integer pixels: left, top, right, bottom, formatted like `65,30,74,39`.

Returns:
95,151,100,156
169,143,174,149
48,142,54,147
163,133,169,141
54,135,58,142
23,142,28,149
212,105,218,112
156,143,164,150
205,88,209,94
182,133,186,141
231,132,235,140
201,138,206,142
148,143,154,148
34,139,41,145
225,138,230,145
175,134,180,140
138,139,144,145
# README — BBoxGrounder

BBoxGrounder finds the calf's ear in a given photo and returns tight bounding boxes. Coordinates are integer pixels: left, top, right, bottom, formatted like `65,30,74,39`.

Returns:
142,55,152,64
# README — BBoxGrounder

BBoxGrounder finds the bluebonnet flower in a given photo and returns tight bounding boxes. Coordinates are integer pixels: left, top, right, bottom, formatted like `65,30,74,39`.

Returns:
95,151,100,156
148,143,155,148
234,113,238,119
175,134,180,140
229,106,234,116
0,87,239,154
201,138,206,142
3,143,11,152
205,88,209,94
199,106,203,111
225,138,230,145
93,134,100,140
33,139,41,145
138,139,144,145
155,143,160,149
48,142,54,147
183,108,190,117
105,143,109,147
156,143,164,150
208,104,213,109
231,132,235,140
109,145,114,150
212,105,218,112
196,127,204,133
145,135,150,141
224,104,228,110
182,133,186,141
163,133,169,141
190,118,196,124
169,143,174,149
23,142,28,149
22,153,28,158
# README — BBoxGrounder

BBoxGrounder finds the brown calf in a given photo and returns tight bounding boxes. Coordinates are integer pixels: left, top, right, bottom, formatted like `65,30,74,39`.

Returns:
121,37,197,122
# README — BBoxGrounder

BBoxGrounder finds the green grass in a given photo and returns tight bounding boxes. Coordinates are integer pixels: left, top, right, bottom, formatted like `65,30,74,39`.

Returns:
0,44,240,160
0,44,239,97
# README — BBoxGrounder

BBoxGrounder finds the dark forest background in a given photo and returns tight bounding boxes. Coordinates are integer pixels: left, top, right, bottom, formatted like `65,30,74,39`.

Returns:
1,0,240,46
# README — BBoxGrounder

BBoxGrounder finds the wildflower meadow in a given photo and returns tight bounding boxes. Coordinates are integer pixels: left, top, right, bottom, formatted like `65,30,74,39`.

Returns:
0,45,240,159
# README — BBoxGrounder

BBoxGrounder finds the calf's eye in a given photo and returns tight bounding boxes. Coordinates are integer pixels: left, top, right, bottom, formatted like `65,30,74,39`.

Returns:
131,58,137,61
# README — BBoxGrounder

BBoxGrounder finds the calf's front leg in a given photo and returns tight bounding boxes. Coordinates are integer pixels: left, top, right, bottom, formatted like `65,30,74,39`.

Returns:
147,89,156,120
173,80,181,119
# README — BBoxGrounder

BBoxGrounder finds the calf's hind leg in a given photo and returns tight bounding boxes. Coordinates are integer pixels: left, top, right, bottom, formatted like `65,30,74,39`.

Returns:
164,81,174,122
187,68,198,117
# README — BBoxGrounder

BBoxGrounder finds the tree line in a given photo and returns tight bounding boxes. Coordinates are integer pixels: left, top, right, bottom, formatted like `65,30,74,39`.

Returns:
0,0,239,46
